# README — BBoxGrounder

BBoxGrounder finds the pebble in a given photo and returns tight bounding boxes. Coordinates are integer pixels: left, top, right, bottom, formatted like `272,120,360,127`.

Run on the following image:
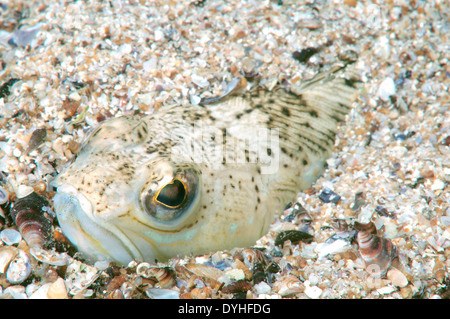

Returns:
0,228,22,246
16,185,34,199
223,268,246,282
430,179,445,191
47,277,69,299
304,285,322,299
254,281,271,295
377,77,396,101
387,268,408,288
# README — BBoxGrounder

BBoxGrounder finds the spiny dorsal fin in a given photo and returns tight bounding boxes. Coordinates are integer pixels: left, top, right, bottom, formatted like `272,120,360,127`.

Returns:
238,64,360,160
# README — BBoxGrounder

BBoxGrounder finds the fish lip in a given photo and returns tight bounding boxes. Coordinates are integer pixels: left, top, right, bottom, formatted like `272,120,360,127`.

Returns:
52,184,139,265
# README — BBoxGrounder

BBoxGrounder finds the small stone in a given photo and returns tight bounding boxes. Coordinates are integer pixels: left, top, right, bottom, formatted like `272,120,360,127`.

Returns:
16,185,34,198
224,268,245,281
431,179,445,191
274,230,313,246
0,228,22,246
377,77,396,101
377,285,396,295
304,285,322,298
47,277,68,299
254,281,271,295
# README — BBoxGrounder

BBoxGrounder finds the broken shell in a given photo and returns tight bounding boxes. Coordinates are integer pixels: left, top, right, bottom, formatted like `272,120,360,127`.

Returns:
26,127,47,153
315,231,356,259
107,289,124,299
65,259,100,296
273,275,304,297
357,231,397,278
183,263,223,287
240,248,269,268
433,258,447,283
10,192,53,249
29,247,71,266
146,288,179,299
6,249,32,284
0,246,18,273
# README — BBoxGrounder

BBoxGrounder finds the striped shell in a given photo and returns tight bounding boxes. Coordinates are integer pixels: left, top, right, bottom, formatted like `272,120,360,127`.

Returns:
136,263,176,288
10,192,53,249
354,221,377,234
357,231,397,278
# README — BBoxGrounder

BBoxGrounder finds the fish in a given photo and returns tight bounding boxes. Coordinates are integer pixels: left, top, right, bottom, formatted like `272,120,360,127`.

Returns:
51,64,359,265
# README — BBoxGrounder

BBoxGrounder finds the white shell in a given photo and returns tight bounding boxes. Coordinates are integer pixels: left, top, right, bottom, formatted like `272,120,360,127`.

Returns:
145,288,179,299
305,285,322,299
16,184,34,198
0,246,18,273
377,77,396,101
6,250,32,284
0,228,22,246
30,247,71,266
29,283,51,299
387,268,408,288
65,259,99,295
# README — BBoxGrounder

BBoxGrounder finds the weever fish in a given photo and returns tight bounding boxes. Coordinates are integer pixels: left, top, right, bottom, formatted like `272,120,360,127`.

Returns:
51,64,359,265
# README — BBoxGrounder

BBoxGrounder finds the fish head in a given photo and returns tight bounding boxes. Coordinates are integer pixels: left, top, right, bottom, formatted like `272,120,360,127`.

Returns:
51,115,272,265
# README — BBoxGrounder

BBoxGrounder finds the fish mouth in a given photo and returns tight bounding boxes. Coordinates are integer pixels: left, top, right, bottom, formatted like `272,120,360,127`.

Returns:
52,184,142,265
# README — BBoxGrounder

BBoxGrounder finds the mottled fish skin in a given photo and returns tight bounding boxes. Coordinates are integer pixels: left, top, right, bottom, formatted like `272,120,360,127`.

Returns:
51,65,359,265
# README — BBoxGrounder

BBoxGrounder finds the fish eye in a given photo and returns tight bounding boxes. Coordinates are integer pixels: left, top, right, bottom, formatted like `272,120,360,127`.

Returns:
155,179,186,208
141,170,199,225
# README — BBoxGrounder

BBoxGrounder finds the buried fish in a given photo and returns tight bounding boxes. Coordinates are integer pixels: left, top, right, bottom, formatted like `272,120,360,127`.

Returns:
51,64,360,265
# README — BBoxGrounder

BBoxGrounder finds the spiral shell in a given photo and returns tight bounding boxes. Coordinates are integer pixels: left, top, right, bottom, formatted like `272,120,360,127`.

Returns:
136,263,176,288
240,248,269,268
357,231,397,278
354,221,377,235
10,192,53,249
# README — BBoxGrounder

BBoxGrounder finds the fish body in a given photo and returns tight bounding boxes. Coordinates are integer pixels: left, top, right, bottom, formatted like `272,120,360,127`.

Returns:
52,66,358,265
